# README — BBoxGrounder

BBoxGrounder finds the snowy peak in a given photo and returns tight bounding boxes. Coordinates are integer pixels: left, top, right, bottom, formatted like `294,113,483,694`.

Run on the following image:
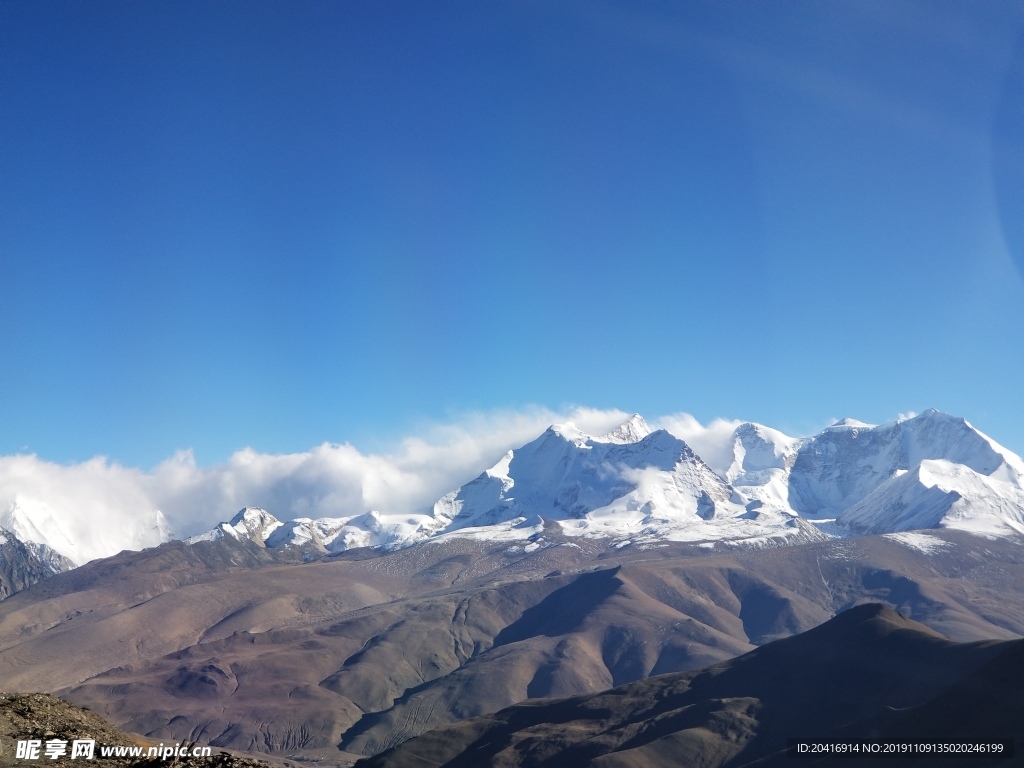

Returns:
0,500,78,564
838,459,1024,537
189,506,441,554
263,513,436,553
188,507,283,546
895,410,1013,474
830,417,875,428
546,422,589,446
597,414,653,444
263,517,331,550
227,507,283,544
0,526,73,599
726,423,801,479
0,496,172,567
428,422,812,547
788,410,1023,519
434,425,699,532
721,423,803,514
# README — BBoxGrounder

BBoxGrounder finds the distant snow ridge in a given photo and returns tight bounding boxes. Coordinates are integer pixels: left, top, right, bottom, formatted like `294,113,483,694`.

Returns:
188,410,1024,557
723,409,1024,538
186,507,283,545
190,414,832,555
9,410,1024,569
424,409,1024,547
187,506,440,554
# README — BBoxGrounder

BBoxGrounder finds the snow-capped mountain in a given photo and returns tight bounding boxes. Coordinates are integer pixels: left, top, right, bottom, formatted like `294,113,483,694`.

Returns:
186,506,284,545
723,409,1024,537
434,410,1024,547
837,459,1024,536
264,510,438,552
188,415,821,554
788,410,1023,516
186,410,1024,558
0,498,171,567
720,422,802,514
428,418,818,547
597,413,654,444
0,526,74,599
7,410,1024,575
187,505,441,554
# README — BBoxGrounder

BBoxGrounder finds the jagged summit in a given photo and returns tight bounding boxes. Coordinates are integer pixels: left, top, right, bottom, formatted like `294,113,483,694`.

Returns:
831,417,875,428
598,414,653,444
0,527,74,599
536,414,652,448
187,506,283,546
546,421,588,444
429,422,811,548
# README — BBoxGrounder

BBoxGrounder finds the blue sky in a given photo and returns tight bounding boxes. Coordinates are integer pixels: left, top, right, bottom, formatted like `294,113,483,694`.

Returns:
2,0,1023,468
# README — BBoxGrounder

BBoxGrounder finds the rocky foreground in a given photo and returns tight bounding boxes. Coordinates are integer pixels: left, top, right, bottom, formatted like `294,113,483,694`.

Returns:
0,693,274,768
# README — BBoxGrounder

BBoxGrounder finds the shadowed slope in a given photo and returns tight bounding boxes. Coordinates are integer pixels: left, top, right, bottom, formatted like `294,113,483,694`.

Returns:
356,605,1019,768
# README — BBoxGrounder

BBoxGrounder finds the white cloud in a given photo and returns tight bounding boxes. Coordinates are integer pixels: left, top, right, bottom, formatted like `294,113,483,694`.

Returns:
654,413,743,477
0,454,158,565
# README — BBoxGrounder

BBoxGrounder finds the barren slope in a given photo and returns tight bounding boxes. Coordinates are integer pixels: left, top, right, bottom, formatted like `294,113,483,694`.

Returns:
0,531,1020,762
357,604,1022,768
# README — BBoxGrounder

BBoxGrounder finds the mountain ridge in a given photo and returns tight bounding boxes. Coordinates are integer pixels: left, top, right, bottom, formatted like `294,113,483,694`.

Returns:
183,410,1024,560
2,410,1022,577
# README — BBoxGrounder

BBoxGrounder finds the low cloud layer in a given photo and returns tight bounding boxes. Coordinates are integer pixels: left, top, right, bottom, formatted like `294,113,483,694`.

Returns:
656,413,744,476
